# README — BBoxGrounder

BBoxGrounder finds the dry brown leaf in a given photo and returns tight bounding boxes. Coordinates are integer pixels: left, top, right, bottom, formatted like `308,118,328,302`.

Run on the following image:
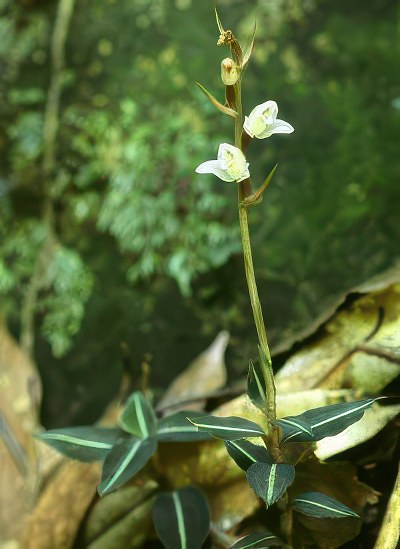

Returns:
0,319,42,544
373,462,400,549
154,439,241,488
289,458,379,549
293,513,361,549
21,461,100,549
157,331,229,411
276,284,400,394
82,478,158,549
206,477,261,532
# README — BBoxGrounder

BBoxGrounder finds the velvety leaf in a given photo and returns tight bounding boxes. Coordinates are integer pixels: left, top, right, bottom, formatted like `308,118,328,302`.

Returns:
246,462,295,508
152,486,210,549
188,415,265,441
274,416,315,443
35,427,124,462
285,398,380,441
224,439,272,471
315,401,400,459
157,411,213,442
302,398,381,439
247,346,272,411
231,531,282,548
292,492,360,519
119,391,157,438
98,437,157,496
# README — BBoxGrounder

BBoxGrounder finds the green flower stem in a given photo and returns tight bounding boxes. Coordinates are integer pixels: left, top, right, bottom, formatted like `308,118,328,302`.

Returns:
234,80,276,422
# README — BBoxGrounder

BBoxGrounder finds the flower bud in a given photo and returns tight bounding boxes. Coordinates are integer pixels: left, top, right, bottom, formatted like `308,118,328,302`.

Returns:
221,57,240,86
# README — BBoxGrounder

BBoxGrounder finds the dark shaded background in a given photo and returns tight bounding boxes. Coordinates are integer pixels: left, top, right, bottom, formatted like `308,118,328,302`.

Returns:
0,0,399,427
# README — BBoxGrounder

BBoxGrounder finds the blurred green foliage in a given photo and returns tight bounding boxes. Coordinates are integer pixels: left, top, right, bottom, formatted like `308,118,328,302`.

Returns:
0,0,399,424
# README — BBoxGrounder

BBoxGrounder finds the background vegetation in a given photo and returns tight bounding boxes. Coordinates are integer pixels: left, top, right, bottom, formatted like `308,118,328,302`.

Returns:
1,0,399,427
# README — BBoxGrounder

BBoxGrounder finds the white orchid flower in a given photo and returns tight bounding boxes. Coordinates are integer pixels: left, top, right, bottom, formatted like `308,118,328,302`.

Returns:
195,143,250,183
243,100,294,139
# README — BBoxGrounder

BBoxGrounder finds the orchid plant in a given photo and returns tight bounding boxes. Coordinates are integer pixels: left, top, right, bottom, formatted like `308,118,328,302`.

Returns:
35,9,389,549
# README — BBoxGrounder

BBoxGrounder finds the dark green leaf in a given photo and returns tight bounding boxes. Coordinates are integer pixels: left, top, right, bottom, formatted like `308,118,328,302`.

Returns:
98,436,157,496
119,391,157,438
157,411,213,442
224,439,272,471
152,486,210,549
247,346,272,411
35,426,124,462
292,492,360,519
290,398,379,441
246,462,295,508
231,531,282,548
188,415,265,441
274,416,315,443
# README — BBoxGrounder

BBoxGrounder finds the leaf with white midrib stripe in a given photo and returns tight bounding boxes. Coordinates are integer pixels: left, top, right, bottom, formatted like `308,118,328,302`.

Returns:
188,415,265,441
119,391,157,438
98,436,157,496
152,486,210,549
157,411,213,442
225,439,272,471
274,416,315,443
246,462,295,508
247,346,272,411
230,531,282,548
35,426,124,462
292,491,360,518
288,398,380,440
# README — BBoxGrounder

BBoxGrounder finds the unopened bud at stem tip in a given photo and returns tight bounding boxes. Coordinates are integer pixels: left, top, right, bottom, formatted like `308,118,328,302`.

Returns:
221,57,240,86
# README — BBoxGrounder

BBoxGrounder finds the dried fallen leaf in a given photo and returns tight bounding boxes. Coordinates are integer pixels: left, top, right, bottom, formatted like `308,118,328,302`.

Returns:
275,284,400,394
21,461,100,549
0,320,42,544
82,478,158,549
373,462,400,549
157,331,229,411
206,477,260,532
289,458,378,549
155,439,241,488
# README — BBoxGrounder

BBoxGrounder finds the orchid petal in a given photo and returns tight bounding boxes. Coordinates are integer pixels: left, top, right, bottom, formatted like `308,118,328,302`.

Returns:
258,119,294,138
243,116,254,138
195,160,236,182
236,163,250,182
249,100,278,122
